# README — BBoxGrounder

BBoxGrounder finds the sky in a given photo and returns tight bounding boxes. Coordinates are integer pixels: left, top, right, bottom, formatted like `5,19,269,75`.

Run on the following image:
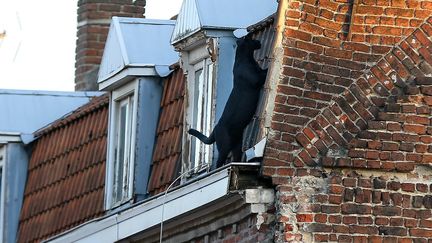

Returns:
0,0,182,91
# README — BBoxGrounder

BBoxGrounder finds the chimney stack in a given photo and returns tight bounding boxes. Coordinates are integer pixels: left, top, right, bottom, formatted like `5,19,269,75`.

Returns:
75,0,146,91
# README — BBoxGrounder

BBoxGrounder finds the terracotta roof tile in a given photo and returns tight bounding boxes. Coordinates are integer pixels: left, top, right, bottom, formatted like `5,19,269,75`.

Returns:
18,94,109,243
148,67,185,195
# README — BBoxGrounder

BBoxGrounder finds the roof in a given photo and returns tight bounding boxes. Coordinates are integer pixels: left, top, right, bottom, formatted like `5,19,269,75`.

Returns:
148,66,185,195
17,94,109,243
98,17,179,88
171,0,278,44
0,89,102,142
322,77,432,172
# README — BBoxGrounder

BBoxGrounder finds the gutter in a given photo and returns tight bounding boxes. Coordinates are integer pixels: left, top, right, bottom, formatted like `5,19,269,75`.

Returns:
0,132,21,143
44,166,241,243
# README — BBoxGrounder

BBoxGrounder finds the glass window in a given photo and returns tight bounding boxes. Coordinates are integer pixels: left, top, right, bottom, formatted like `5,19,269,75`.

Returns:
189,59,215,171
112,95,134,206
0,146,4,241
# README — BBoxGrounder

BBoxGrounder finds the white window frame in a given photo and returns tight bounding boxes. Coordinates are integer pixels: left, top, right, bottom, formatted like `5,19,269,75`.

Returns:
105,80,139,209
0,145,5,241
184,44,216,173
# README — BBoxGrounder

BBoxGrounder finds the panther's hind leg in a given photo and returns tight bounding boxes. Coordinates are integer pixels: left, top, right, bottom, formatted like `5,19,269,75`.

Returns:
214,127,232,168
231,138,243,162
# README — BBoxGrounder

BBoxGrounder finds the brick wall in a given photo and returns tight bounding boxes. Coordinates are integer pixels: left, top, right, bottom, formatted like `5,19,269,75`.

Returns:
187,214,274,243
75,0,146,91
263,1,432,242
129,194,275,243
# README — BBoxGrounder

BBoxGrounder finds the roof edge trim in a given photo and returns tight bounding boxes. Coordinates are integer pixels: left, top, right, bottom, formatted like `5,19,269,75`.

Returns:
44,167,231,243
113,16,131,66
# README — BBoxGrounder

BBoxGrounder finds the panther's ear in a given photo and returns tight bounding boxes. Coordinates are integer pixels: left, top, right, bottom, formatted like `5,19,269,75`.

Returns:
245,34,252,40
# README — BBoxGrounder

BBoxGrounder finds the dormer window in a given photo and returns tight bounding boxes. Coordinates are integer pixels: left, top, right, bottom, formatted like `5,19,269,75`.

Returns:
172,0,276,174
188,54,215,171
110,83,137,206
98,17,178,209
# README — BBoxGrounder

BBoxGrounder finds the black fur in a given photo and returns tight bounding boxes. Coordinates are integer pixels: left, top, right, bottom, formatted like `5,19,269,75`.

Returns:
188,35,267,168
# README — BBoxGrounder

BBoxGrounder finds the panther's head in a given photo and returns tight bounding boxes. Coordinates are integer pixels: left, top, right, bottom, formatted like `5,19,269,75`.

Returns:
236,35,261,52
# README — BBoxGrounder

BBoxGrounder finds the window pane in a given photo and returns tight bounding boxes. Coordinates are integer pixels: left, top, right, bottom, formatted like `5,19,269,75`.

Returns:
112,94,134,205
114,103,127,202
203,62,214,165
0,167,2,215
192,69,203,129
191,69,203,168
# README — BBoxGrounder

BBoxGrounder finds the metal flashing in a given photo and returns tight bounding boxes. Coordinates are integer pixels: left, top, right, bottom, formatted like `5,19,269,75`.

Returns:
171,0,278,44
97,17,179,89
98,66,157,91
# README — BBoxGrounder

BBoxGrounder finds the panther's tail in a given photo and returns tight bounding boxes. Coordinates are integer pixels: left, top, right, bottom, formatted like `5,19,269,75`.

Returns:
188,129,215,144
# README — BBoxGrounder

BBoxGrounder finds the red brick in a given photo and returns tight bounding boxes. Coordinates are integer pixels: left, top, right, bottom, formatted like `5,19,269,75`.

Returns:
308,223,332,232
315,17,342,31
423,1,432,9
276,168,294,176
373,206,402,216
400,41,421,64
286,10,302,18
314,214,327,223
416,183,428,193
379,226,407,236
284,47,308,59
343,216,357,224
299,22,324,35
285,29,312,41
358,216,373,225
357,6,384,15
401,183,415,192
419,219,432,227
296,41,324,54
404,218,417,228
390,217,404,226
328,215,341,224
296,214,313,222
314,234,329,242
329,195,342,204
313,36,340,48
403,124,427,134
421,23,432,36
410,229,432,238
324,48,353,59
350,225,378,234
385,7,414,17
342,203,371,214
376,217,390,225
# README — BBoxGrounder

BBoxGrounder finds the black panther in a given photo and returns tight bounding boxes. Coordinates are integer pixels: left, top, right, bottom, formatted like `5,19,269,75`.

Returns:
188,34,268,168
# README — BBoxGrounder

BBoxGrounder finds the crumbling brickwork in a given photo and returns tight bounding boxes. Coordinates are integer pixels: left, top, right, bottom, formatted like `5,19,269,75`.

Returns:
75,0,146,91
262,1,432,242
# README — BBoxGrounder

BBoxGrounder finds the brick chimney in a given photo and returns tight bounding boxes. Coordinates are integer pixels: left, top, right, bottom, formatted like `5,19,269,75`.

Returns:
75,0,146,91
